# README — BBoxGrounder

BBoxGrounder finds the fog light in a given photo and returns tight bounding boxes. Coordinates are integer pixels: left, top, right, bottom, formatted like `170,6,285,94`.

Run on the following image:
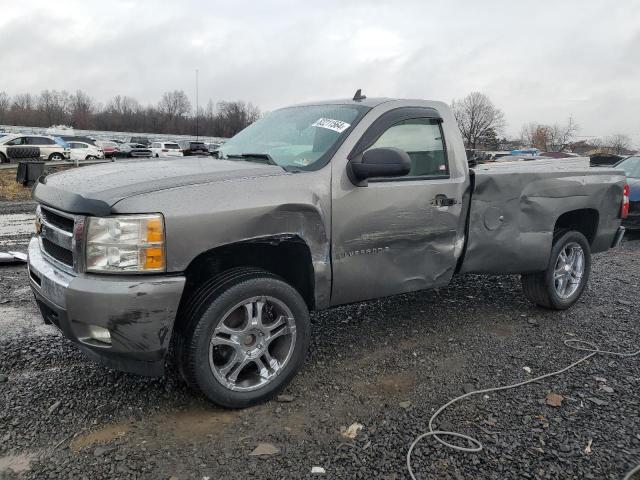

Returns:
87,325,112,345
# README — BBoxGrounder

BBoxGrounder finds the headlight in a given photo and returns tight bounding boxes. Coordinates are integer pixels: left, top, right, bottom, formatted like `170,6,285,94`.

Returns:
85,214,165,273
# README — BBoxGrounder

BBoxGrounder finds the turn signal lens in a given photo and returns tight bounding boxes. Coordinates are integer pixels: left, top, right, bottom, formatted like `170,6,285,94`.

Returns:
147,218,163,243
142,247,165,270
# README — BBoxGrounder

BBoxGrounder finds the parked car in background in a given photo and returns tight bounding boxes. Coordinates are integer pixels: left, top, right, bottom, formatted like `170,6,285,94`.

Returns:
95,141,120,159
590,153,623,166
150,142,183,158
68,142,104,161
61,135,98,146
125,136,151,146
484,151,512,162
615,155,640,230
120,143,152,158
177,140,208,156
0,134,70,162
207,142,222,157
540,151,578,158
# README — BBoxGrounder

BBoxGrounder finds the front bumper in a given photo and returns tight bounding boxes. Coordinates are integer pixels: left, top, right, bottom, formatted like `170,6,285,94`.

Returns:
27,237,186,376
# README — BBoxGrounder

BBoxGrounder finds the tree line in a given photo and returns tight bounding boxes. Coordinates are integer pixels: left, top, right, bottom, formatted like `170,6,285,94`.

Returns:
0,89,260,138
451,91,634,154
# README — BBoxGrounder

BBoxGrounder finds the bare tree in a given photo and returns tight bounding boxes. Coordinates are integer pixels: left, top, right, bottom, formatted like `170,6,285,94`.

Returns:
451,92,505,149
214,101,261,137
69,90,95,129
0,92,10,124
546,117,578,151
158,90,191,120
38,90,70,125
0,90,260,137
604,134,632,155
520,117,579,151
10,93,37,125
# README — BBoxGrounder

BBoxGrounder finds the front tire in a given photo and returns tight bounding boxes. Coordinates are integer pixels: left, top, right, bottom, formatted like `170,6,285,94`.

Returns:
521,231,591,310
177,268,310,408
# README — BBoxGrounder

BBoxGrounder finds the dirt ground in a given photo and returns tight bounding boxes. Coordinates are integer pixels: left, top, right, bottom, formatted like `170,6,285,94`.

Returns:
0,170,32,201
1,203,639,479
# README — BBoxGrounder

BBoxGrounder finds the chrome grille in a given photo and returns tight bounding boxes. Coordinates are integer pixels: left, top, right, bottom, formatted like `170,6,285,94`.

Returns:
42,237,73,266
37,205,77,270
41,207,74,233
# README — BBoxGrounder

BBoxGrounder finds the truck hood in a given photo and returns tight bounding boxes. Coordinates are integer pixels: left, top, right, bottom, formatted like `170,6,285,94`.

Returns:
33,157,287,215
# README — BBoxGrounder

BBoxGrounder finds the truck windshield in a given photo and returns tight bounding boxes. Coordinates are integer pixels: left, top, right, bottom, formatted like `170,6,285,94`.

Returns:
618,156,640,178
219,104,369,170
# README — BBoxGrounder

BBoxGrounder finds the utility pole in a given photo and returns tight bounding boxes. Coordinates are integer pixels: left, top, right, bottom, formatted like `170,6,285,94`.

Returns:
195,69,199,141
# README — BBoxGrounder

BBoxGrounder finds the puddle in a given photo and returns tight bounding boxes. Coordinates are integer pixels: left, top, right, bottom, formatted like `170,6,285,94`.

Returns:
71,424,130,451
70,407,240,451
354,371,415,396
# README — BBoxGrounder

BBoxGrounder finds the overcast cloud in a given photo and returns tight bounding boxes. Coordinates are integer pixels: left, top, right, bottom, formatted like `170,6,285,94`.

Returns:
1,0,639,142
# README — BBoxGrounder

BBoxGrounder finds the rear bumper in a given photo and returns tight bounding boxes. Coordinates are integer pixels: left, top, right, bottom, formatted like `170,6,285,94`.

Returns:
622,212,640,230
611,226,626,248
27,237,186,376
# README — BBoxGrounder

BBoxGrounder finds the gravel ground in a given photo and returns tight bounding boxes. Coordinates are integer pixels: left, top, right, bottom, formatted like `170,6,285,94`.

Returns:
0,206,639,479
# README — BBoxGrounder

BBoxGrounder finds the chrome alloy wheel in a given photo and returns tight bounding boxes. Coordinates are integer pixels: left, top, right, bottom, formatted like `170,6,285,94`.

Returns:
208,296,297,392
553,242,585,299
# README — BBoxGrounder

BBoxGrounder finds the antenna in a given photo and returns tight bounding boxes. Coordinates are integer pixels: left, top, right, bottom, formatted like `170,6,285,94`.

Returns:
195,69,199,141
353,89,366,101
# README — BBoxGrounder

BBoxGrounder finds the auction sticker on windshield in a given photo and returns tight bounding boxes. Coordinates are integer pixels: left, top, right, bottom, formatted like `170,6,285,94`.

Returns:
312,118,351,133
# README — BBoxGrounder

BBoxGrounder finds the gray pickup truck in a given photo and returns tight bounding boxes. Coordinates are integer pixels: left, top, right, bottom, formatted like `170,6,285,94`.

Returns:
28,95,628,407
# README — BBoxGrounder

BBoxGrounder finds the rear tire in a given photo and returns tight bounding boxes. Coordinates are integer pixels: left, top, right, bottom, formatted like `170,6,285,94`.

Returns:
48,153,64,161
521,230,591,310
176,268,310,408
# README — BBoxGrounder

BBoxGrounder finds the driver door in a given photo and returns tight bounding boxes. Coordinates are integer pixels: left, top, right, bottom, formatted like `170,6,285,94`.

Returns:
330,108,468,306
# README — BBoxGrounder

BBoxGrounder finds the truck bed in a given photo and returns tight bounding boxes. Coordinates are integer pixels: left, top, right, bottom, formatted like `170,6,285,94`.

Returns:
460,164,625,274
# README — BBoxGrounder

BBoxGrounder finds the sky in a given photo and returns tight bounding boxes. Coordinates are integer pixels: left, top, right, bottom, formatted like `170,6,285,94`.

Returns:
1,0,639,143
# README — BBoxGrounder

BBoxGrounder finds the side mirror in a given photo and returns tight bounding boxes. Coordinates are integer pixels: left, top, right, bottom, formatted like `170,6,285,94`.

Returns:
350,147,411,182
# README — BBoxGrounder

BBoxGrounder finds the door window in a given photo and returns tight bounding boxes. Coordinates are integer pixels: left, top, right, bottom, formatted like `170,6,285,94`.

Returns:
6,137,26,146
367,118,448,178
27,136,54,145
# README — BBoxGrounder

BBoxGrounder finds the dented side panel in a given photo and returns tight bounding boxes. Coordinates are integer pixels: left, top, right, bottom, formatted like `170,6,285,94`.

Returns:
112,168,332,308
460,167,625,274
329,100,471,305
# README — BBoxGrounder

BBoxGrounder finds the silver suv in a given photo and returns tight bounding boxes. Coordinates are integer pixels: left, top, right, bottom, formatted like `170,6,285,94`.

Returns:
0,134,71,162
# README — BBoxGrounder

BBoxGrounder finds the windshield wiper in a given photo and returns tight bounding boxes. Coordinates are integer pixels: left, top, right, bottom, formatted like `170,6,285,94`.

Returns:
239,153,278,166
225,153,288,170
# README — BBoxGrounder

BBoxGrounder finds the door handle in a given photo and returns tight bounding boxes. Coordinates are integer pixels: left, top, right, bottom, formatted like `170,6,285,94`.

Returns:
433,195,457,207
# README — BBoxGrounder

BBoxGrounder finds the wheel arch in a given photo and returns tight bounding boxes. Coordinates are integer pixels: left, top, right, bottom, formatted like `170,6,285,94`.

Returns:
175,235,317,333
553,208,599,245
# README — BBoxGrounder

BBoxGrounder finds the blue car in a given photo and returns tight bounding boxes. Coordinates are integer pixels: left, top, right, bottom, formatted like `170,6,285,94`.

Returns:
616,155,640,230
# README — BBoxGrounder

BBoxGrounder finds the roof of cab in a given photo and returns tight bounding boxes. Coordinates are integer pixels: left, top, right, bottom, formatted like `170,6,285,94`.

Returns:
290,97,395,108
